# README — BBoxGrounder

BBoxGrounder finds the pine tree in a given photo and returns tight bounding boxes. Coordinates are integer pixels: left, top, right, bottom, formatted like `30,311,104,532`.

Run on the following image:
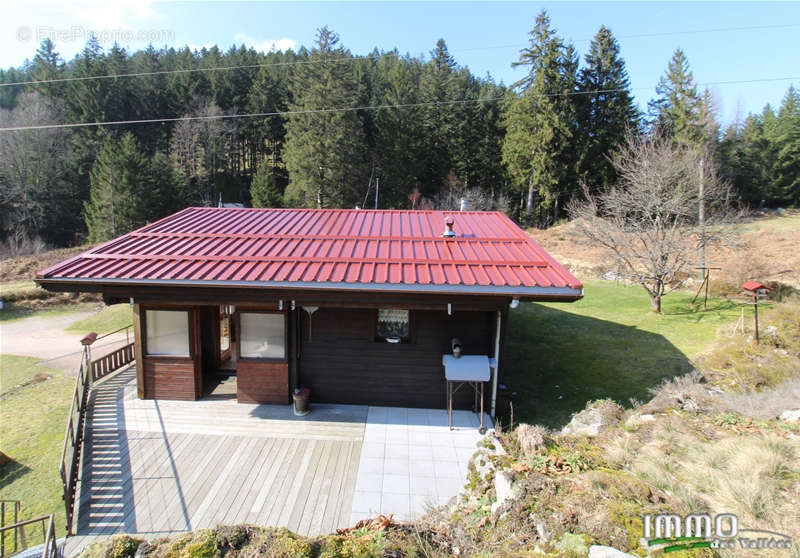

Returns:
501,10,579,225
773,85,800,205
649,48,704,146
576,26,639,191
283,27,368,208
85,133,184,241
250,159,283,207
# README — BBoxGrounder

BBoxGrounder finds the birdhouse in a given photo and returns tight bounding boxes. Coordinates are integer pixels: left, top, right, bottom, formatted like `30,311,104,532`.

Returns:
741,280,770,298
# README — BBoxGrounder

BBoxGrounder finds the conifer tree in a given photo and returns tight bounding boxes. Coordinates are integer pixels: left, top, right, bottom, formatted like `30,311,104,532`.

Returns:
283,27,368,208
576,26,639,191
250,159,283,207
501,10,578,225
648,48,704,146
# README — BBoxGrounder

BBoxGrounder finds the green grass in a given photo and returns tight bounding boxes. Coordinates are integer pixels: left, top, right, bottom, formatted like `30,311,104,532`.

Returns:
737,210,800,234
65,304,133,335
503,280,751,428
0,355,73,544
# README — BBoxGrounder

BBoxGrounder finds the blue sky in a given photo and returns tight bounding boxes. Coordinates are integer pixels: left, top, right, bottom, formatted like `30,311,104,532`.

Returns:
3,1,799,125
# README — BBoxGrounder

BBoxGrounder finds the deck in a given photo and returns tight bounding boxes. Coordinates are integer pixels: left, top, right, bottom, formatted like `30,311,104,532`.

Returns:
65,368,365,555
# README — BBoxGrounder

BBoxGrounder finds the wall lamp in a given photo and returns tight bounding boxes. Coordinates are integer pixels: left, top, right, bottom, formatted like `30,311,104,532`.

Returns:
509,298,520,309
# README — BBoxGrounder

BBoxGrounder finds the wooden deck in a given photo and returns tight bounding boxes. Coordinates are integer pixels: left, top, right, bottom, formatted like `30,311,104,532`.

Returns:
65,368,365,556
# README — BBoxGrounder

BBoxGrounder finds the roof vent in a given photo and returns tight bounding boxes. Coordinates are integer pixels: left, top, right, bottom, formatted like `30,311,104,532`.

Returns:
442,216,456,237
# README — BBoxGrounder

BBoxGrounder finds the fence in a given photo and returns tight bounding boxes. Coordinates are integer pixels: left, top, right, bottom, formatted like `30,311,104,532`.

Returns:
0,513,59,558
59,325,135,535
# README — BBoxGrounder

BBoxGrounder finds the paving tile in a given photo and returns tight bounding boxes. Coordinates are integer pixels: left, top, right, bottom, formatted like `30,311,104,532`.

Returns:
434,459,463,479
429,432,455,447
410,475,438,498
411,493,437,516
381,492,410,516
409,459,435,477
408,445,433,461
408,430,432,445
382,473,410,494
358,457,384,475
384,458,410,475
361,442,385,459
351,490,382,514
436,476,464,496
386,429,409,445
432,445,459,462
406,408,429,427
385,444,410,460
456,446,477,461
354,472,383,493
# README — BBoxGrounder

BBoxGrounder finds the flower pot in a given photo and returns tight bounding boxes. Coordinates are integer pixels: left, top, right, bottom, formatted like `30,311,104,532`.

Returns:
293,387,310,416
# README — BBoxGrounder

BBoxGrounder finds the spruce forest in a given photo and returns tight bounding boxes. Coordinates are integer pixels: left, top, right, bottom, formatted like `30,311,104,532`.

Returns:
0,11,798,250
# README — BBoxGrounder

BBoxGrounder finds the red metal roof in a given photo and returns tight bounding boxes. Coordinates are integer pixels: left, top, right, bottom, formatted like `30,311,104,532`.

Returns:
37,207,583,298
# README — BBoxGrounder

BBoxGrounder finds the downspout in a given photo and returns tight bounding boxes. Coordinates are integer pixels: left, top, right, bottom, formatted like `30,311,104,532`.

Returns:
491,310,502,419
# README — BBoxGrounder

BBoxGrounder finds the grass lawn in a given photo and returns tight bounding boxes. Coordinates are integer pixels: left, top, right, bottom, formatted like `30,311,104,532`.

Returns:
0,355,73,544
502,279,755,428
64,304,133,335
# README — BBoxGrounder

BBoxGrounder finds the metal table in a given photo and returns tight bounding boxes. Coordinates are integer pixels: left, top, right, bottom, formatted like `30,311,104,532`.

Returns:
442,355,495,433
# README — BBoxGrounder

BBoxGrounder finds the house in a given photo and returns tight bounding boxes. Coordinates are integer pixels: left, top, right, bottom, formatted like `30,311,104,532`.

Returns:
36,207,582,417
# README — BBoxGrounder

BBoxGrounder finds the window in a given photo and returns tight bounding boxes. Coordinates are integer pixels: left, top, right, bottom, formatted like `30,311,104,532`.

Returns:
146,310,190,356
240,312,285,359
377,309,410,342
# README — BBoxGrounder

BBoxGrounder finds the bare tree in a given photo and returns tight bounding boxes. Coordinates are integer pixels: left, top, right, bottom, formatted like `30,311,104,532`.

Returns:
433,171,510,212
569,131,731,312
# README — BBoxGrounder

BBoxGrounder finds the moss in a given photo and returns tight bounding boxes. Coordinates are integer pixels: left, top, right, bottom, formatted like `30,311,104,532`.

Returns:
318,531,387,558
164,529,218,558
553,532,590,558
269,528,313,558
81,535,143,558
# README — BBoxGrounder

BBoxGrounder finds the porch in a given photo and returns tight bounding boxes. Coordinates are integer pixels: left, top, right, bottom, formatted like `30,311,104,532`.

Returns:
64,366,491,556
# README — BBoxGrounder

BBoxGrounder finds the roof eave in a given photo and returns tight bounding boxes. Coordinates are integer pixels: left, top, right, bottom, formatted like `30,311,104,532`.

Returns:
35,277,583,302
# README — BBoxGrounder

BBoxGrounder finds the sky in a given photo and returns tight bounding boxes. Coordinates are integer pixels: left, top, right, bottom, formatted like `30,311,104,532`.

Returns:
2,1,799,125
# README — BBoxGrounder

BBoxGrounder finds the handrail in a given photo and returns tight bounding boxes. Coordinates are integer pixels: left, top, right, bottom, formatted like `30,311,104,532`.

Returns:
59,328,137,536
0,515,54,558
0,500,23,557
95,323,133,342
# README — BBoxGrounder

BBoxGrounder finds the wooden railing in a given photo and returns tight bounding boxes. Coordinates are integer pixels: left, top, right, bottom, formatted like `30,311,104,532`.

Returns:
0,500,23,557
59,325,135,535
91,343,134,382
0,514,59,558
59,342,92,536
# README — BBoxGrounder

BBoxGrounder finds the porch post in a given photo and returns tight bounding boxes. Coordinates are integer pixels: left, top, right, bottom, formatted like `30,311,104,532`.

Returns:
490,310,501,419
132,303,145,399
289,300,299,392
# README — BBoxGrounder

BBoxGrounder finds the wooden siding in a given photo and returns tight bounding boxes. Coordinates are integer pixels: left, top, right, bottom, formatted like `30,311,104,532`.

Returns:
237,360,289,404
142,358,197,400
299,308,495,408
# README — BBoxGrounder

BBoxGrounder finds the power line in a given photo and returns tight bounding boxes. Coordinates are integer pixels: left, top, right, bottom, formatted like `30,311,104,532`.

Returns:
2,22,798,89
1,75,797,133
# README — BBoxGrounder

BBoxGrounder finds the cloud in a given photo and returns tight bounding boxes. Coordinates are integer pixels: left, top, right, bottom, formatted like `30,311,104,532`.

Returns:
233,33,297,53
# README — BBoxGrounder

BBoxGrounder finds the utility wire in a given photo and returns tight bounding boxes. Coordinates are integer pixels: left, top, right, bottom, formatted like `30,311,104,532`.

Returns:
1,22,798,89
1,76,797,133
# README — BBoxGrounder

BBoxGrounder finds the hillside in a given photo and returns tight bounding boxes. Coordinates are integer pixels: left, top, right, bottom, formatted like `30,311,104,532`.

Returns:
527,209,800,292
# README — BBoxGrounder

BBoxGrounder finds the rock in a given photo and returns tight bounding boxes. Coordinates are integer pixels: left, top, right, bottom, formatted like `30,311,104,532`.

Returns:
779,409,800,422
562,399,624,437
517,424,548,455
589,545,638,558
491,470,516,515
625,413,656,426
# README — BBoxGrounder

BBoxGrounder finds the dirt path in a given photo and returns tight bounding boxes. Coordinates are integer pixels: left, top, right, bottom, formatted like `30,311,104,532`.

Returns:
0,311,129,373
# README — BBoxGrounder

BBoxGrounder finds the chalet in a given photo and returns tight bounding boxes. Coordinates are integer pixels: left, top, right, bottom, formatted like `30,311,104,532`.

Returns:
36,207,582,418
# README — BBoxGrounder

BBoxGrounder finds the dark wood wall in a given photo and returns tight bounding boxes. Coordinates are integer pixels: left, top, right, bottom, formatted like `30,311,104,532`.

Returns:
298,308,496,409
143,358,198,400
237,360,289,404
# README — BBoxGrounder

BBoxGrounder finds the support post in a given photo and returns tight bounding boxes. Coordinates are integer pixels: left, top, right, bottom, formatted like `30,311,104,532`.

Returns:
132,304,145,399
753,293,759,344
490,310,502,419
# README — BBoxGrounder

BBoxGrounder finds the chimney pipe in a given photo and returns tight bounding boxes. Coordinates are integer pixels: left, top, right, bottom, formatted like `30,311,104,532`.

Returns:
442,216,456,237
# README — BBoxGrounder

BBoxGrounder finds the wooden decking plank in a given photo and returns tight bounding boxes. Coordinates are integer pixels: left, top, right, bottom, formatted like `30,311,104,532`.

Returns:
202,436,263,528
220,436,277,526
306,441,342,536
191,436,252,528
247,438,299,521
147,434,231,533
295,439,334,535
235,437,290,525
334,441,362,529
261,439,308,527
320,439,351,534
285,439,326,532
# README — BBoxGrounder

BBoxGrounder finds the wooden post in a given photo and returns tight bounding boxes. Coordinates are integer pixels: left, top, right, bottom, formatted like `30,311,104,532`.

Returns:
132,304,145,399
753,292,759,344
